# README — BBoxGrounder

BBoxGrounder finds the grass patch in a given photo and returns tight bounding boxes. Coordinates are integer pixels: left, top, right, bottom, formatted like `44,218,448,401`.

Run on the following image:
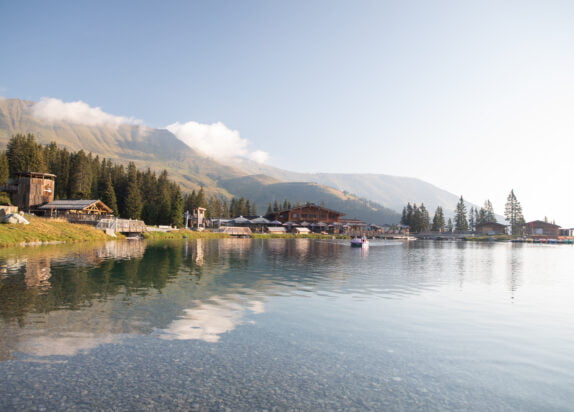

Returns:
0,215,113,247
464,235,512,242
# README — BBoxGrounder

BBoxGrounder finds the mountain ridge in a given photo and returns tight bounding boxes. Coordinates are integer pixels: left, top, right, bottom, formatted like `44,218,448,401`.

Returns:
0,98,470,223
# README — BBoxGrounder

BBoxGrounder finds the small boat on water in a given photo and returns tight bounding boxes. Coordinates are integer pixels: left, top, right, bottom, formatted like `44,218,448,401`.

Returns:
351,236,369,248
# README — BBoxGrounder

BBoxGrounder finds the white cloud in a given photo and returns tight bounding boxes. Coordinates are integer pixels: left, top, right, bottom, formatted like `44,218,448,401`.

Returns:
166,120,269,164
248,150,270,164
31,97,142,127
159,296,265,343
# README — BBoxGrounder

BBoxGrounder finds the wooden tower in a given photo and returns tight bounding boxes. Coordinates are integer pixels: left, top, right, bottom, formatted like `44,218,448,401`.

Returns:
13,172,56,212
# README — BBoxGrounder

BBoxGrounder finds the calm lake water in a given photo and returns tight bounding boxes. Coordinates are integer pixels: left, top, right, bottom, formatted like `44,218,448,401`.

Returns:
0,239,573,411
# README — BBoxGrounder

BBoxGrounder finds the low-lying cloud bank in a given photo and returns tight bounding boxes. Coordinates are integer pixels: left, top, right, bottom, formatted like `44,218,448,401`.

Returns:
167,121,269,164
31,97,142,127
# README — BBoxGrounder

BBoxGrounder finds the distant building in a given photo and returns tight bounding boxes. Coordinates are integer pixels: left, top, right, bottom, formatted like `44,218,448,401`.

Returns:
559,228,574,237
267,203,344,224
475,222,507,235
266,226,287,234
192,207,207,229
524,220,561,237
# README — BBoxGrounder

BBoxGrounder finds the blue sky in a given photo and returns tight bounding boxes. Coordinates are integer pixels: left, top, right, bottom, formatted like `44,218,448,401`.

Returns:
1,1,573,225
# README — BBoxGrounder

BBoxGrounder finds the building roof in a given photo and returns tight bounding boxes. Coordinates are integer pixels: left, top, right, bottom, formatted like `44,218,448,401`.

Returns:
15,171,56,179
275,203,345,217
526,220,561,228
38,199,113,213
475,222,506,228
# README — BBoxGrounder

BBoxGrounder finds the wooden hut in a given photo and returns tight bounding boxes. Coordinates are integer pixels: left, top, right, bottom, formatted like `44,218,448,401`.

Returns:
475,222,507,235
525,220,561,237
38,199,113,223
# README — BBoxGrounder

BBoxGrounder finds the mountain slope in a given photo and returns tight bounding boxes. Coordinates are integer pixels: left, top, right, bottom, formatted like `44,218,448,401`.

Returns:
1,97,468,223
219,175,401,224
0,98,243,192
229,158,463,215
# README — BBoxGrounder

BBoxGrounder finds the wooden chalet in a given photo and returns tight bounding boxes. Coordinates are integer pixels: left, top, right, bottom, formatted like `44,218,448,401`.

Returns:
267,203,344,225
525,220,561,237
38,199,113,222
475,222,507,235
2,172,56,213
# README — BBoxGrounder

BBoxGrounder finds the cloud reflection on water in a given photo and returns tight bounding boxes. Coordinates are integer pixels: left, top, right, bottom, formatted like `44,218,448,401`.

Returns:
159,296,265,343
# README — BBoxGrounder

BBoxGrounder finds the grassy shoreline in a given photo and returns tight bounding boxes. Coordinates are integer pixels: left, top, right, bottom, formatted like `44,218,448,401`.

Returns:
0,218,351,248
144,230,349,240
0,216,114,247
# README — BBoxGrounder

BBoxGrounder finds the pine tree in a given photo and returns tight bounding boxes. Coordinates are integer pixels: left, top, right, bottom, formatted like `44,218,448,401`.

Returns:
411,203,422,232
446,217,453,233
169,185,184,227
156,170,172,225
196,186,207,208
468,206,475,232
99,171,118,215
6,133,47,176
454,196,468,232
123,162,142,219
478,199,496,224
69,150,93,199
0,152,9,184
505,189,525,236
406,203,413,227
401,206,408,225
431,206,445,232
419,203,430,232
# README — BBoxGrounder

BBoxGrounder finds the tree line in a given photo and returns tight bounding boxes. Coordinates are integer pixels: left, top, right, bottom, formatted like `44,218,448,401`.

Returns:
401,191,525,234
0,134,259,226
184,189,258,219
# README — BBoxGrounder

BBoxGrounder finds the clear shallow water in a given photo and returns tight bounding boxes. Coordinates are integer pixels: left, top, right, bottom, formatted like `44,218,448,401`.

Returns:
0,239,573,410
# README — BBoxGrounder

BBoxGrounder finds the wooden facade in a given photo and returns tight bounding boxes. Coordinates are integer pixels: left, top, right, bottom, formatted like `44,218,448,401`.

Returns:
268,203,344,224
38,199,113,218
475,222,507,235
11,172,56,212
525,220,561,236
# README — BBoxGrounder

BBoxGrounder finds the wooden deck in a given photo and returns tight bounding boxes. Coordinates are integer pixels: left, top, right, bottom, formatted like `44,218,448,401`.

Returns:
96,218,147,234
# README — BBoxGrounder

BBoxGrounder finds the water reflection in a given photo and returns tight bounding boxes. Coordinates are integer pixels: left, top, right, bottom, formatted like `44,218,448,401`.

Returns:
1,239,573,410
159,296,265,343
1,239,572,361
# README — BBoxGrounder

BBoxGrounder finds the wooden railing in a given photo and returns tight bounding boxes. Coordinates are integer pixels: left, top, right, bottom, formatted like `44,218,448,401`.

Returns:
96,218,147,233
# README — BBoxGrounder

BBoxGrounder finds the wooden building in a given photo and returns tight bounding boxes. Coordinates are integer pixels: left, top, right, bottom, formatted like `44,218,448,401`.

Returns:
267,203,344,225
6,172,56,212
475,222,507,235
524,220,561,237
38,199,113,221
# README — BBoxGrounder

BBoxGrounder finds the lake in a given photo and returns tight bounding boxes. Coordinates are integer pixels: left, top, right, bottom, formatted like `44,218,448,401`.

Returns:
0,239,573,411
